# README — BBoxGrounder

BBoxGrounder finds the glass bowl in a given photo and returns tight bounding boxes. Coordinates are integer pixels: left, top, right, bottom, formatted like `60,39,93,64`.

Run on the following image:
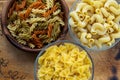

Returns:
1,0,69,52
68,0,120,51
34,40,94,80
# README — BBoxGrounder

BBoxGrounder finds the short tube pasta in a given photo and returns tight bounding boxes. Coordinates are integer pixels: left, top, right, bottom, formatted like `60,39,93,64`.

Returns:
101,7,110,17
70,11,87,28
91,23,107,35
92,1,103,8
70,11,80,22
98,35,111,44
77,27,87,32
69,0,120,48
100,0,107,3
107,15,115,21
95,9,103,17
82,0,93,5
78,13,85,21
69,18,77,27
87,24,92,32
109,6,120,15
107,38,115,46
107,27,114,33
80,32,88,43
86,33,92,39
90,14,104,24
104,0,119,8
82,5,94,14
108,21,115,26
110,31,120,38
76,3,88,12
114,15,120,25
113,23,119,31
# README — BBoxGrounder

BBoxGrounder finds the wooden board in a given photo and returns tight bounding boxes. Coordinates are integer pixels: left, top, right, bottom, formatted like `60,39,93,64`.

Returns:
0,0,120,80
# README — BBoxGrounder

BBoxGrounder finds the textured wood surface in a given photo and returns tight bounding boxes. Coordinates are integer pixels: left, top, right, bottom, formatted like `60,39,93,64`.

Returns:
0,0,120,80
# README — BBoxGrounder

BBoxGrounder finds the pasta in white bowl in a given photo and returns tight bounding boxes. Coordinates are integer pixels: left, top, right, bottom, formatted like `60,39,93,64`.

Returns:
34,40,94,80
69,0,120,51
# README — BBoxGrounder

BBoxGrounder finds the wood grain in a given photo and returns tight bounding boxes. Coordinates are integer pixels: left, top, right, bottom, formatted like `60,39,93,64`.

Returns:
0,0,120,80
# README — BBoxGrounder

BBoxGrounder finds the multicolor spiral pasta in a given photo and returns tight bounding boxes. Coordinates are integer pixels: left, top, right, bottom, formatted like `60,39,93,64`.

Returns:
7,0,65,49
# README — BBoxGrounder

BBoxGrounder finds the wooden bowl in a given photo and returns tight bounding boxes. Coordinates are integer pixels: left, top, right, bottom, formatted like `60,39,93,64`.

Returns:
1,0,69,52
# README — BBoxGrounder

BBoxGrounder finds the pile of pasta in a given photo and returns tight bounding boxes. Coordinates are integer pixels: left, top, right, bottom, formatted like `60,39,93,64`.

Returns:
69,0,120,48
37,43,92,80
7,0,64,48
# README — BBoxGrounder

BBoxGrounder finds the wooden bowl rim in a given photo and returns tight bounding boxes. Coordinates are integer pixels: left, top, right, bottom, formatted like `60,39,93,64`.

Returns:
1,0,69,52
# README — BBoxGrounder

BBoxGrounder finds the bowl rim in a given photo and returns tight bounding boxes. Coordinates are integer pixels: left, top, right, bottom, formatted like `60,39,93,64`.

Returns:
68,0,120,51
34,40,94,80
1,0,69,52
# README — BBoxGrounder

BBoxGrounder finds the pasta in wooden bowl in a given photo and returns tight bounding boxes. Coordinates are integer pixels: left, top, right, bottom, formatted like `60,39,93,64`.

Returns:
69,0,120,51
34,40,94,80
1,0,68,52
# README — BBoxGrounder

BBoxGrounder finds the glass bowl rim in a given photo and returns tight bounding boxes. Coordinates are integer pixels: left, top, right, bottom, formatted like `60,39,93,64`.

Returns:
34,40,94,80
68,0,120,51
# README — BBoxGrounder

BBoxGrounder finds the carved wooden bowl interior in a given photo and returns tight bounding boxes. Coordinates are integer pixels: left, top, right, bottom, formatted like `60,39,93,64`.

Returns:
1,0,69,52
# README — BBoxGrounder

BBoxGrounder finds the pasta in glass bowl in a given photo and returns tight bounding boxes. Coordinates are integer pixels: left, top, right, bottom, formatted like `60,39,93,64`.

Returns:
1,0,69,52
34,40,94,80
68,0,120,51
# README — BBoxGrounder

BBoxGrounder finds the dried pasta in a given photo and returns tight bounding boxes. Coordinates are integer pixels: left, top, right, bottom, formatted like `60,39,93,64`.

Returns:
37,43,92,80
69,0,120,48
46,0,54,9
7,0,65,49
16,0,26,11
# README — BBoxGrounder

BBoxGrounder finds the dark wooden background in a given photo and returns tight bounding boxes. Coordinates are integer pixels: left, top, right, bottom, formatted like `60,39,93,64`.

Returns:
0,0,120,80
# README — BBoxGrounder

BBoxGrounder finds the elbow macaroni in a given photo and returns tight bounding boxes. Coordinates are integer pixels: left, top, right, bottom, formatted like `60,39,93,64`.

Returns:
82,5,94,14
101,7,110,17
80,32,88,43
70,11,87,28
98,35,111,44
69,18,77,27
93,1,104,8
114,15,120,25
105,0,119,8
109,6,120,15
90,14,104,24
76,3,88,12
69,0,120,48
91,23,107,35
82,0,93,5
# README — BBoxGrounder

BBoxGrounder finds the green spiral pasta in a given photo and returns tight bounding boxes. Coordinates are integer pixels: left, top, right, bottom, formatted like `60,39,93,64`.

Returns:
48,16,64,26
9,12,18,22
36,22,48,30
51,22,61,40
